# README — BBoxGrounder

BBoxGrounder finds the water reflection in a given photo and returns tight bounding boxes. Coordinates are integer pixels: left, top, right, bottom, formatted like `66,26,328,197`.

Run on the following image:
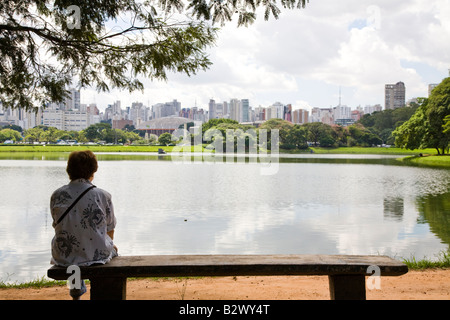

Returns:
0,153,449,284
384,197,404,221
416,191,450,245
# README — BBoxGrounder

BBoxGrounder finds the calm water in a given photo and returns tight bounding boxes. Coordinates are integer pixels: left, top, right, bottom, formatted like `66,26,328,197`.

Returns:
1,152,450,284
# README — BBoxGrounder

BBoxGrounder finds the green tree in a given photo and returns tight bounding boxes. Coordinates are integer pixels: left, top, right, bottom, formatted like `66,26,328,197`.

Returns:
443,115,450,133
302,122,331,147
393,101,428,151
0,128,22,142
103,128,125,144
39,126,64,143
345,123,381,147
124,131,142,144
24,126,44,143
259,118,294,149
202,118,240,137
394,78,450,154
425,78,450,154
0,0,308,112
1,124,23,132
283,124,308,149
82,123,111,142
158,132,173,146
203,121,254,152
358,105,418,144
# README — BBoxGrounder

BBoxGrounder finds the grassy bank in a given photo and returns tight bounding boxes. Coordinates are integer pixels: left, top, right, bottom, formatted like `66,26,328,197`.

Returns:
1,145,449,167
0,144,176,153
401,154,450,168
402,250,450,270
309,147,436,155
0,144,435,155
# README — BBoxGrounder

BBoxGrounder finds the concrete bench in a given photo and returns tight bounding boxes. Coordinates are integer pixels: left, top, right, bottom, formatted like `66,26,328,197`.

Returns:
47,254,408,300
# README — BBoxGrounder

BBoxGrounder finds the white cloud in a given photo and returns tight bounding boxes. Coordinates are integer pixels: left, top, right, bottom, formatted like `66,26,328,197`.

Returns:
81,0,450,111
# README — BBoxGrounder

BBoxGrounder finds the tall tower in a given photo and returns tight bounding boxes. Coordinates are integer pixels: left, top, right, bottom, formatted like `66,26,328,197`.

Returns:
208,99,216,120
241,99,249,122
385,82,405,110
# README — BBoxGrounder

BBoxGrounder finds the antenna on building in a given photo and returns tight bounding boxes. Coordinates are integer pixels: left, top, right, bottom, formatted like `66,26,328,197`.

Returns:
339,86,342,107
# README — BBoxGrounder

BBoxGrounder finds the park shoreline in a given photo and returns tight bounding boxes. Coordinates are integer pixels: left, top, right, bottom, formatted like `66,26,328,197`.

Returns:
1,145,449,168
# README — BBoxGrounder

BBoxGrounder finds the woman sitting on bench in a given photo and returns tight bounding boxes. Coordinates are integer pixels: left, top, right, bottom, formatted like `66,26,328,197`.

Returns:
50,150,118,300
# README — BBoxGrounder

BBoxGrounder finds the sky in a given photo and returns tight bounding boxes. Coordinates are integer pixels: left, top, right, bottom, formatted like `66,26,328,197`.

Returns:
80,0,450,113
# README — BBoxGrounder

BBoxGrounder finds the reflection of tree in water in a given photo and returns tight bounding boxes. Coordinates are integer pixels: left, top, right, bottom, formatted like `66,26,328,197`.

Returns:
383,197,404,221
416,191,450,246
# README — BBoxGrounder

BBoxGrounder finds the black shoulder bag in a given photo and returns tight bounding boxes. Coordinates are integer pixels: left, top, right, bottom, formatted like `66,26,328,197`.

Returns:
55,185,96,226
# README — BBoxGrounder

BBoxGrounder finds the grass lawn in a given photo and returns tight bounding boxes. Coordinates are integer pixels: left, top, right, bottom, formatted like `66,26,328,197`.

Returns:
0,144,179,153
402,154,450,168
0,144,435,154
309,146,437,155
1,145,449,168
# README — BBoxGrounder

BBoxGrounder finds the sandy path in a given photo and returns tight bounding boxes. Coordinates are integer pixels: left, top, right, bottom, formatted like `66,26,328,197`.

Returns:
1,269,449,300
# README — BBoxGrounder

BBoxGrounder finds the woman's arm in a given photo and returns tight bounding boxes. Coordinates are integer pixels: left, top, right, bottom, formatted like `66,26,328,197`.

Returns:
107,229,118,253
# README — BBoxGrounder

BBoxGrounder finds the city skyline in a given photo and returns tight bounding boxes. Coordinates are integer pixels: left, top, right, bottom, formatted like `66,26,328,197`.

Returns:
79,0,449,114
0,80,421,131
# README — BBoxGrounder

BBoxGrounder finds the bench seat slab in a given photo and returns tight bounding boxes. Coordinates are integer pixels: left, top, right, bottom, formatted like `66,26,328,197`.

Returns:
47,254,408,300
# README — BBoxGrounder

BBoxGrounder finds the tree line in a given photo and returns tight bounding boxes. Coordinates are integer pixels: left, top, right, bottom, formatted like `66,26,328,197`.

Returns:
187,109,417,152
0,123,143,144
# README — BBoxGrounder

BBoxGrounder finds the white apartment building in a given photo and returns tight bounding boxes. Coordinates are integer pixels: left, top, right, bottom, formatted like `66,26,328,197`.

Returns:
64,110,89,131
364,104,382,115
333,105,351,121
229,98,241,122
42,108,88,131
268,102,284,120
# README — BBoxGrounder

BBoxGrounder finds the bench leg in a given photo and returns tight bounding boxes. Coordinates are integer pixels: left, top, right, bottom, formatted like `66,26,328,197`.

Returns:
89,277,127,300
328,275,366,300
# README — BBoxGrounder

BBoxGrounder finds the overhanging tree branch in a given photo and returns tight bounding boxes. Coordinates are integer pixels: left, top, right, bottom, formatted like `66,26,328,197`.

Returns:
0,0,309,112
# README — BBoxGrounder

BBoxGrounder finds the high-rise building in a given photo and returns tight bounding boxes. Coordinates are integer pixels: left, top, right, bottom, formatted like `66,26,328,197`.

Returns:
208,99,216,120
284,104,292,122
64,88,80,111
152,100,178,120
385,82,405,109
241,99,249,122
292,109,309,124
229,98,241,122
333,104,351,121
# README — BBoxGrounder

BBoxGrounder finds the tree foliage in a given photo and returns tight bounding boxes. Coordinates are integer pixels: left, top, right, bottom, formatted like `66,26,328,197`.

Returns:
0,128,22,142
358,104,418,144
393,78,450,154
158,132,173,146
20,122,141,144
0,0,309,112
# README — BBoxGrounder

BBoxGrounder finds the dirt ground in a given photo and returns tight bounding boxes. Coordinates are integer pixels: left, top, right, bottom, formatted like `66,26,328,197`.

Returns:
1,269,449,300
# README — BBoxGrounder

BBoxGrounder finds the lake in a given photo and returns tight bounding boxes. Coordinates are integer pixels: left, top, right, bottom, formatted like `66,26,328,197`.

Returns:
1,152,449,284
